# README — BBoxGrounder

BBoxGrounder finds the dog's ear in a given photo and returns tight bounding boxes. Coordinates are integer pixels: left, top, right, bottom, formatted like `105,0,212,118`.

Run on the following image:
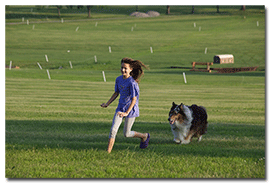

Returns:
180,103,184,110
171,102,177,111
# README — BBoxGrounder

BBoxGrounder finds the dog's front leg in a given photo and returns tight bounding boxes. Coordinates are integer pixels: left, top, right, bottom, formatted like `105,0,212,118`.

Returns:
170,124,181,144
181,130,194,144
179,133,185,143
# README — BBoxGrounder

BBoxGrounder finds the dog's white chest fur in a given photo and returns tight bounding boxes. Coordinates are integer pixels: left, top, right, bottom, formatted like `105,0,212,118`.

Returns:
174,120,191,137
175,120,191,139
171,120,192,144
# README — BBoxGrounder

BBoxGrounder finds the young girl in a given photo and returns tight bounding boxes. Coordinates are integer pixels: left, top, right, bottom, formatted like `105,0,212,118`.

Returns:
101,57,150,153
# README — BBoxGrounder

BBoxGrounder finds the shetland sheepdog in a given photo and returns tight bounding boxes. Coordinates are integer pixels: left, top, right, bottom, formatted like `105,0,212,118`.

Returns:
168,102,208,144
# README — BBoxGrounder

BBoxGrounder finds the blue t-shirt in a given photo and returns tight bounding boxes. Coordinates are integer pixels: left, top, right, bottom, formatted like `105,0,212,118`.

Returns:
115,75,139,118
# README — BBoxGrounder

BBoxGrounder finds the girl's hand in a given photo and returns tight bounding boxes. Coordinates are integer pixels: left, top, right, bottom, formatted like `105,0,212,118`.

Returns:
117,112,128,118
101,103,109,108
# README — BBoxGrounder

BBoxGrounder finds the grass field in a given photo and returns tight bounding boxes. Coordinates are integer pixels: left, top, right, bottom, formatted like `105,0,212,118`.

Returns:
5,6,265,178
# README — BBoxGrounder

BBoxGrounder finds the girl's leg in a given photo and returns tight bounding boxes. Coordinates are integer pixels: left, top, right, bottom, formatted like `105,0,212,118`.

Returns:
134,131,148,142
109,113,123,139
108,113,123,153
107,138,115,153
124,117,148,142
123,117,135,138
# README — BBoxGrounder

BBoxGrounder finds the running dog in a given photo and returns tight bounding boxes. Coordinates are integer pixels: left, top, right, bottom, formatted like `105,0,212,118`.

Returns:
168,102,208,144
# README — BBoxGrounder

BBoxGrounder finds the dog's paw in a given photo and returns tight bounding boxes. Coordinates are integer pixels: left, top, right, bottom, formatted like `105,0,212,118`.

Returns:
174,139,181,144
197,136,202,142
181,139,190,144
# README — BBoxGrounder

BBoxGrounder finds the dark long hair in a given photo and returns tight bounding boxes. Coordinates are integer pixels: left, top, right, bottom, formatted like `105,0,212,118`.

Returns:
121,57,149,83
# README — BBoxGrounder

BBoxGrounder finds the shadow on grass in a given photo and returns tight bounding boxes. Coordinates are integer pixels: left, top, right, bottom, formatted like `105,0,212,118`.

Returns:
6,120,265,158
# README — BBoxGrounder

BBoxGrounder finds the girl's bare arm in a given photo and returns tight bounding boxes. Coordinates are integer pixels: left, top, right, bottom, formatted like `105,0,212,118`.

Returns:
101,92,119,108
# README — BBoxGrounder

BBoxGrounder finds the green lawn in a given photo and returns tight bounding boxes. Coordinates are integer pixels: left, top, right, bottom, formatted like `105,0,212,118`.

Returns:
5,72,265,178
5,6,265,178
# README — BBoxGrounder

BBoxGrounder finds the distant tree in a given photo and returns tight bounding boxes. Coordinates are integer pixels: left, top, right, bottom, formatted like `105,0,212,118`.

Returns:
240,5,246,11
166,6,170,15
136,6,138,12
217,5,219,13
191,6,195,14
57,5,62,17
86,6,93,18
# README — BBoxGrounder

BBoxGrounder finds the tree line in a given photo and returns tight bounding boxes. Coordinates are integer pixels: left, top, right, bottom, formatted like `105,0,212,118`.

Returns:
56,5,247,18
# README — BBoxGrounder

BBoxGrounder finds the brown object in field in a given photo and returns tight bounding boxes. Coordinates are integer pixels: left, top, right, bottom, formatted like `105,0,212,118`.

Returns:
212,66,258,73
190,62,213,72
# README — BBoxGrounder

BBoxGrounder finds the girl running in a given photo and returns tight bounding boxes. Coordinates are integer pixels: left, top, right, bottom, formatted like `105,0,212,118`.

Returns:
101,57,150,153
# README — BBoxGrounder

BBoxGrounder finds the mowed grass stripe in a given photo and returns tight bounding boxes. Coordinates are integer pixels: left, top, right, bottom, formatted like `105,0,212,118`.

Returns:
6,77,264,124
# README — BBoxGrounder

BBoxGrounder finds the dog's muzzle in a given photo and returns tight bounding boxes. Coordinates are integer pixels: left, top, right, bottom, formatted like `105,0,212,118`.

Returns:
168,116,175,125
